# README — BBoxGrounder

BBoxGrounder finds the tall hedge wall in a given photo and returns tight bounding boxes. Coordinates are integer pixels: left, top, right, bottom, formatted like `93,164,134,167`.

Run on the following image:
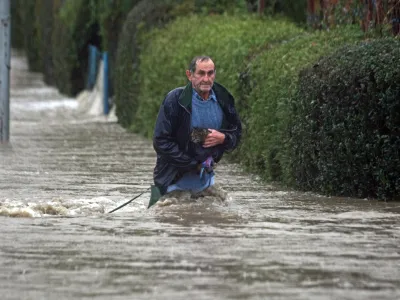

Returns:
132,15,304,137
237,26,365,183
10,0,25,50
51,0,100,96
290,38,400,200
114,0,190,128
95,0,139,98
35,0,56,86
19,0,41,72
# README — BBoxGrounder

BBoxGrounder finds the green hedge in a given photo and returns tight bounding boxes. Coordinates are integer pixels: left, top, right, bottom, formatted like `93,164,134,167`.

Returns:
194,0,247,14
132,15,304,137
94,0,139,97
35,0,56,86
51,0,99,96
10,0,25,49
114,0,191,128
19,0,41,72
290,38,400,200
237,26,365,183
114,0,261,128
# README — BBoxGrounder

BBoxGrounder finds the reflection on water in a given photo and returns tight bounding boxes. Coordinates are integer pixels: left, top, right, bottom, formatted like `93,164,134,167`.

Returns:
0,52,400,300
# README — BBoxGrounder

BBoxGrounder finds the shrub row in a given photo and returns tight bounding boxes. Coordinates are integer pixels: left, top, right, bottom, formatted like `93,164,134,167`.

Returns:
10,0,136,97
131,15,304,137
237,26,365,183
113,0,306,127
114,0,186,128
10,0,24,50
289,38,400,200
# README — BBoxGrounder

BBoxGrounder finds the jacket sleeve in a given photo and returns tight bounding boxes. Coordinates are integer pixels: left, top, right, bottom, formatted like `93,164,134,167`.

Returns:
221,99,242,152
153,92,198,170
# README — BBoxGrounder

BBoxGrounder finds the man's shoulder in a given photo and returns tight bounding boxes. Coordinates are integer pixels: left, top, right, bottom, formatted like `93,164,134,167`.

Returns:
213,82,234,104
165,86,185,101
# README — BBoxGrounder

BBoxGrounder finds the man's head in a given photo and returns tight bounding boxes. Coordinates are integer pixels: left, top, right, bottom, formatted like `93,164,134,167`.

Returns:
186,56,216,98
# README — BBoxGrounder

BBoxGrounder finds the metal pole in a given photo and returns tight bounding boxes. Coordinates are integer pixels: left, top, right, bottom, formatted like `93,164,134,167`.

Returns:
87,45,98,90
0,0,11,143
103,52,109,115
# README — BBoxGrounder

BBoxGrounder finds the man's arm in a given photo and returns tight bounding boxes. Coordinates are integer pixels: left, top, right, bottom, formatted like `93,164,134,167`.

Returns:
153,93,198,170
221,102,242,151
203,102,242,152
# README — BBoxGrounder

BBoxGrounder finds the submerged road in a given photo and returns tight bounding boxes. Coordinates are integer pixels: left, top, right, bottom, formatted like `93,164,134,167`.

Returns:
0,51,399,300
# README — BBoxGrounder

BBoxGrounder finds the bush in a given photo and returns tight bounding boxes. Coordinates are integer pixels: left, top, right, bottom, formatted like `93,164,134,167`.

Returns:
35,0,56,86
290,38,400,200
18,0,41,72
133,15,304,138
194,0,247,14
114,0,259,128
51,0,100,96
94,0,139,98
114,0,191,128
10,0,25,49
237,26,364,183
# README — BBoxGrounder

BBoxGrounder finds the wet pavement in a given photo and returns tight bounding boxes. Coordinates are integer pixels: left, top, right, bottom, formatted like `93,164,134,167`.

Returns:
0,51,400,300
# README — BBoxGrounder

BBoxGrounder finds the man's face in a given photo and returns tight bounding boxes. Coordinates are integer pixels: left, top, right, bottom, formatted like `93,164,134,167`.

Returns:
186,59,216,95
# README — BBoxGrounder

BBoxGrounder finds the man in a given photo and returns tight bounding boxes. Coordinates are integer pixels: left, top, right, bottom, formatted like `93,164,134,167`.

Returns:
150,56,242,207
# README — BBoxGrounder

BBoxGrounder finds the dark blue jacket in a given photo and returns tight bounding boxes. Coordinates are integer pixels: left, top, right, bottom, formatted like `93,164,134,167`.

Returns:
153,82,242,195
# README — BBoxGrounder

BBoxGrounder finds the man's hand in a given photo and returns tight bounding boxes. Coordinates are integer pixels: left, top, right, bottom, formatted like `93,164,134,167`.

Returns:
203,129,225,148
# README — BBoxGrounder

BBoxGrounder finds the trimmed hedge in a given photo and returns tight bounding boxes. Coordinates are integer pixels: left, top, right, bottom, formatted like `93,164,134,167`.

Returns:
290,38,400,200
35,0,56,86
19,0,41,72
114,0,260,128
10,0,25,49
95,0,139,98
114,0,191,128
132,15,304,137
237,26,365,183
51,0,100,96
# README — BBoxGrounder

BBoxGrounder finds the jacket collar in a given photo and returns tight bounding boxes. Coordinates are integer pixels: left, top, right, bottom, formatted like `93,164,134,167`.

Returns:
178,82,231,110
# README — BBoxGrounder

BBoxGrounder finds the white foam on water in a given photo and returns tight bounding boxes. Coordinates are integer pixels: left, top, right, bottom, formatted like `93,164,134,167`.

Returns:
0,196,144,218
334,211,398,219
12,99,78,111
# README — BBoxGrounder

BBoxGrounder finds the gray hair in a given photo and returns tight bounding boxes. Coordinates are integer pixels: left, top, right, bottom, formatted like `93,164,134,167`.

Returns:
188,56,214,73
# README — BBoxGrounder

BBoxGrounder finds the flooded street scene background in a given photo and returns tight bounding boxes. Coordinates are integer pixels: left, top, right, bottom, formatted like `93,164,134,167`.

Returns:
1,52,400,300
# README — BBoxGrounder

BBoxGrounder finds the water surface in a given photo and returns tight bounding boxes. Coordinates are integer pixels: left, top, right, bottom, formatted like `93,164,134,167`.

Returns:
1,52,399,300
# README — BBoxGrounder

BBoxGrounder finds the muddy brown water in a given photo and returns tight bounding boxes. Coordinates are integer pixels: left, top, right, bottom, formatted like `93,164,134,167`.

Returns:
1,52,399,300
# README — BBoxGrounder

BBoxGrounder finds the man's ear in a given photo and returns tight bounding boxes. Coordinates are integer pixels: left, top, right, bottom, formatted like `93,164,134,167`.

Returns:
185,70,192,81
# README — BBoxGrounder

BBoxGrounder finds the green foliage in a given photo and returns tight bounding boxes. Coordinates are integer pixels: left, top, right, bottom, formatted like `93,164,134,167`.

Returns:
35,0,56,86
52,0,98,96
93,0,140,97
114,0,189,128
133,15,303,138
10,0,25,49
265,0,308,24
18,0,41,72
237,26,364,183
114,0,257,128
290,38,400,200
194,0,248,15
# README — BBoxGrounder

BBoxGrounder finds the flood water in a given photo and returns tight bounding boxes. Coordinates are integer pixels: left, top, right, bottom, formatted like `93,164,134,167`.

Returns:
1,52,400,300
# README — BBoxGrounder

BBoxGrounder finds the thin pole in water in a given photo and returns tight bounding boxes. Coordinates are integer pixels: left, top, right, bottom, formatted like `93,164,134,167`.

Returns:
0,0,11,143
107,188,150,214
